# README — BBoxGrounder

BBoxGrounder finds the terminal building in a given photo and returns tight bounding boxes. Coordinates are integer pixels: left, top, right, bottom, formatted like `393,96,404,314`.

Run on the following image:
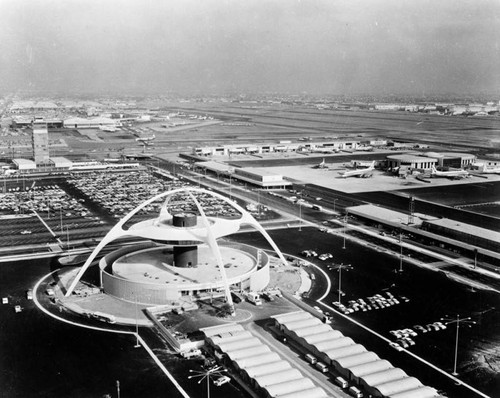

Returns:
193,139,360,157
194,160,292,189
386,152,476,171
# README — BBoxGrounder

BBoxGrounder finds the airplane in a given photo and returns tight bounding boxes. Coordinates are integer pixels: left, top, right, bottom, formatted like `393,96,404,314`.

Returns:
475,164,500,174
430,165,469,179
355,146,373,152
135,134,155,143
338,161,376,178
99,125,118,132
310,147,340,154
313,159,327,169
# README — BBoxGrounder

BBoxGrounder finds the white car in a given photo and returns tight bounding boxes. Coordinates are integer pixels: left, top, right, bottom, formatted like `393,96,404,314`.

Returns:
214,376,230,386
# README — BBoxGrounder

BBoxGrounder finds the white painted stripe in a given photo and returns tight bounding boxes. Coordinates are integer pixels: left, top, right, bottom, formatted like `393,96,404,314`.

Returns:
137,334,190,398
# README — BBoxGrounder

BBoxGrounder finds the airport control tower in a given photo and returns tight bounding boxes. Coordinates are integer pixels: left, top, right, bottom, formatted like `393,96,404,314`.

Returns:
32,120,49,164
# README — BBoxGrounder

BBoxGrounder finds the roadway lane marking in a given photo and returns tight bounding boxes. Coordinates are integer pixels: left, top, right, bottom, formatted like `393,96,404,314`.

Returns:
34,270,191,398
307,263,491,398
137,334,190,398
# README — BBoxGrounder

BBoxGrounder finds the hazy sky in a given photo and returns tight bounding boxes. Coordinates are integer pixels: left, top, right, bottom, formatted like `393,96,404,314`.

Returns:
1,0,499,95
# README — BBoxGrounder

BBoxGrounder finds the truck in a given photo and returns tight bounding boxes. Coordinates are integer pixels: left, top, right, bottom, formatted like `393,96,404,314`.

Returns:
246,291,262,306
335,376,349,389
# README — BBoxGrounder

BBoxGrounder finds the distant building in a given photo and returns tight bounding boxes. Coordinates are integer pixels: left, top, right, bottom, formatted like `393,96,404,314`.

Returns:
386,154,437,170
32,121,49,164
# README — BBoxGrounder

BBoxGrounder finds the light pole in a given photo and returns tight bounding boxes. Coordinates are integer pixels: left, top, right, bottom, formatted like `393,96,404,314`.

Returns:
342,213,348,249
399,229,403,273
188,366,225,398
65,225,70,254
134,295,141,348
440,314,476,376
298,202,302,232
332,198,338,213
331,263,352,304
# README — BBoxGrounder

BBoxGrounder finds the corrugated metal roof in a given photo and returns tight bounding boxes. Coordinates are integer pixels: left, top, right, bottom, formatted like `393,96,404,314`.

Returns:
294,324,332,337
324,343,367,360
209,330,252,346
245,361,291,378
228,345,271,360
264,378,315,396
272,311,311,324
285,318,322,331
335,352,379,368
361,368,407,387
254,368,302,387
277,387,329,398
315,337,354,351
217,337,261,352
389,386,439,398
304,330,343,344
201,323,242,337
235,352,281,369
374,377,423,396
349,360,394,378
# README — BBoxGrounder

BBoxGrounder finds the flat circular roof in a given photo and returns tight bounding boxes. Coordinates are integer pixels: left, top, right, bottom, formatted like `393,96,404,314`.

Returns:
112,245,258,286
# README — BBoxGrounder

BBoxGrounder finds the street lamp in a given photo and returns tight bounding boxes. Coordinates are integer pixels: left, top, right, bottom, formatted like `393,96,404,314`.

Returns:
188,366,225,398
332,198,338,213
134,295,141,348
440,314,476,376
298,202,302,232
331,263,352,304
399,229,403,273
342,213,348,249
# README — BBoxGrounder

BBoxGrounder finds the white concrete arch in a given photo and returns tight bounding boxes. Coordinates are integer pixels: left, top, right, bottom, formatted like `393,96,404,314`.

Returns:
65,187,288,297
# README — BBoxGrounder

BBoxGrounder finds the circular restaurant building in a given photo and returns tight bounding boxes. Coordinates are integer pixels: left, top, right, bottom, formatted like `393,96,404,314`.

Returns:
65,187,288,305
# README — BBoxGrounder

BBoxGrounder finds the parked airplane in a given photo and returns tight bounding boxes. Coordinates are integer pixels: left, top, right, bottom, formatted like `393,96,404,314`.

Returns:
310,147,339,154
430,166,469,179
476,164,500,174
313,159,327,169
99,125,118,132
136,134,156,143
338,161,375,178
